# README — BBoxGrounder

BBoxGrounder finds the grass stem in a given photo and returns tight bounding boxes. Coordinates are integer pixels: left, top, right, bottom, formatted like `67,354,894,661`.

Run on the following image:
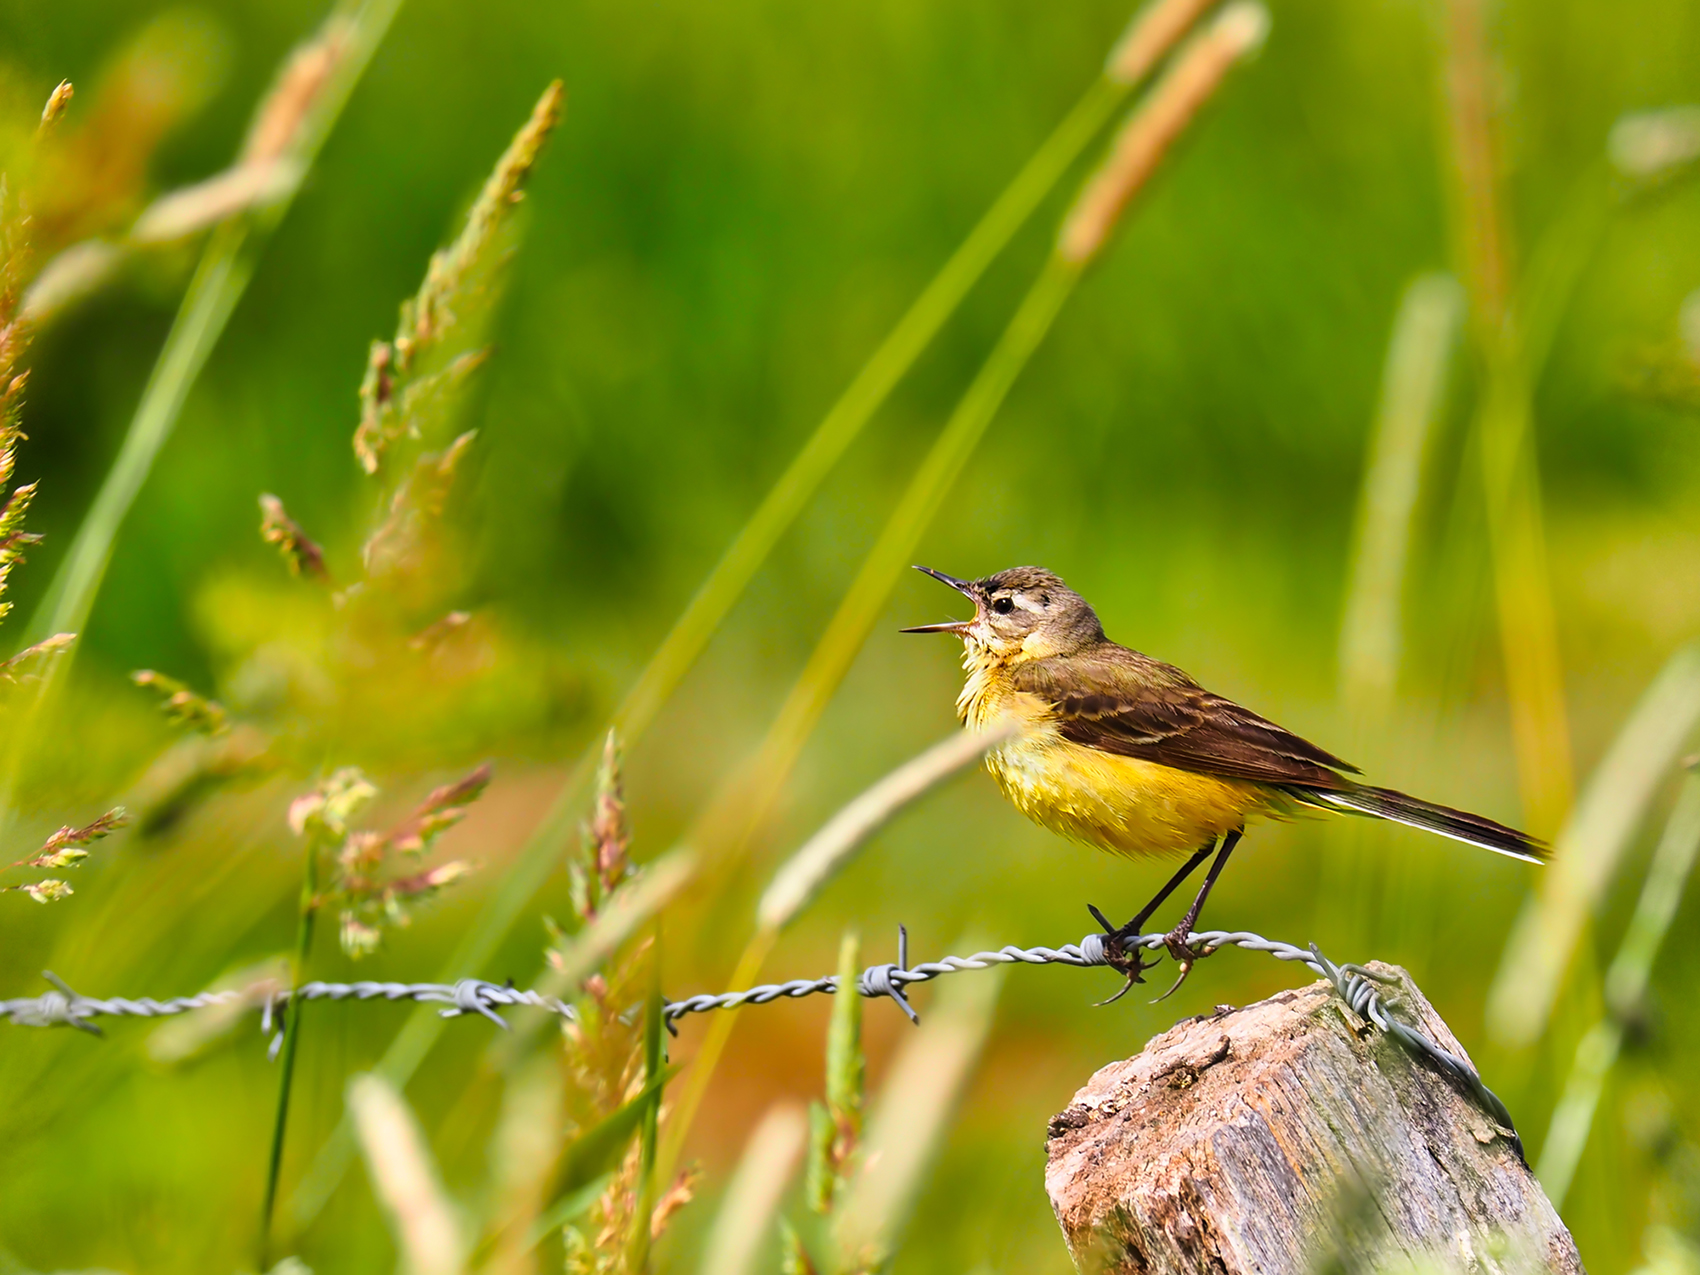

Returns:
695,256,1081,868
1439,0,1573,837
1536,767,1700,1206
260,830,322,1267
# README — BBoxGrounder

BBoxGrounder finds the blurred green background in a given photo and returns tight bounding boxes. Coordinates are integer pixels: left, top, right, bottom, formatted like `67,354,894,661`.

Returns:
1,0,1699,1271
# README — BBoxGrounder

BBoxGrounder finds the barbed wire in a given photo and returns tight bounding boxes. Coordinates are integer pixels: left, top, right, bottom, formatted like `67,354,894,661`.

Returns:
0,925,1521,1155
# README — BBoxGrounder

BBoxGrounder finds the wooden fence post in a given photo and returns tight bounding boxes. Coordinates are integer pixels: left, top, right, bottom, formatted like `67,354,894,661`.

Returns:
1045,963,1582,1274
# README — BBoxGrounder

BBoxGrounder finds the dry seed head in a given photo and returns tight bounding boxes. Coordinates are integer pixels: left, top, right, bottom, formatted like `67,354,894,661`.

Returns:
360,426,480,578
592,729,630,885
241,18,350,165
131,668,229,733
26,846,87,870
130,160,302,244
408,610,471,652
25,807,128,867
340,829,387,875
20,879,72,903
0,632,75,684
39,81,74,133
289,767,377,837
353,82,562,476
1610,106,1700,180
1106,0,1219,86
1060,1,1269,265
649,1166,701,1240
341,913,383,958
418,859,471,889
21,240,123,325
259,492,327,579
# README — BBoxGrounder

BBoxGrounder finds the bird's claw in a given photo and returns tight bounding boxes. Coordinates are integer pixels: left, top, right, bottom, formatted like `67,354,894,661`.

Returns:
1095,943,1160,1007
1151,929,1216,1003
1087,903,1161,1006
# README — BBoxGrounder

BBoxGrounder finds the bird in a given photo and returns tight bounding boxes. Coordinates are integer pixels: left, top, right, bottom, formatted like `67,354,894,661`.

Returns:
903,564,1543,1000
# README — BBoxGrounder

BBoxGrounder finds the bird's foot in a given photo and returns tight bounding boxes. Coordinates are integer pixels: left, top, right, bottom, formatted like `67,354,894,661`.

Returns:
1087,904,1161,1006
1151,927,1218,1003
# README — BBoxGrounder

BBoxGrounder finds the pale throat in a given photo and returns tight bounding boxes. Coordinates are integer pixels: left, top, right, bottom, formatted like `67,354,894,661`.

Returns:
954,634,1051,730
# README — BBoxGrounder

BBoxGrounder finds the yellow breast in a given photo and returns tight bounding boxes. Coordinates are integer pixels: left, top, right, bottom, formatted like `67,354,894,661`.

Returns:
959,651,1269,859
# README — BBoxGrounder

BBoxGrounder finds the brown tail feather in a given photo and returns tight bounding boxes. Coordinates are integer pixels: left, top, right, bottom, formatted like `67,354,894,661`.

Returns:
1289,783,1545,864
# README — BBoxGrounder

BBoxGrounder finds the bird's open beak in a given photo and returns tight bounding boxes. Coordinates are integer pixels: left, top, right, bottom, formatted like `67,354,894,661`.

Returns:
901,565,978,634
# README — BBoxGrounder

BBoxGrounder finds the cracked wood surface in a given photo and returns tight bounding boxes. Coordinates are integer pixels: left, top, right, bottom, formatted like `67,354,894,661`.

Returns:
1045,963,1582,1274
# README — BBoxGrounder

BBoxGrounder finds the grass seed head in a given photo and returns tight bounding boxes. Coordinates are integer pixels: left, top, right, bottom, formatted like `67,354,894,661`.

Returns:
259,493,328,579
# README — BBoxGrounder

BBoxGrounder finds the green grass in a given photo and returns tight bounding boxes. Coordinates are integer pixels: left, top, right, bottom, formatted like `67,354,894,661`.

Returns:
2,1,1700,1272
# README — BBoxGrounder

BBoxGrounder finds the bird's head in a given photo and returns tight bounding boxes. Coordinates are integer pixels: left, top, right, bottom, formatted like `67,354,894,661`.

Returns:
903,565,1105,661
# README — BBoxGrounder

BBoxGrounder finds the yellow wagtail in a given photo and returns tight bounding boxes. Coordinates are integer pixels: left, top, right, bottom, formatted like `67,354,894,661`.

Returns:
904,565,1543,998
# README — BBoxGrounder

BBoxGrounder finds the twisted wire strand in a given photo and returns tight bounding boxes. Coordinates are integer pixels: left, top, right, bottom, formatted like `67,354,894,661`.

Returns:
0,926,1519,1151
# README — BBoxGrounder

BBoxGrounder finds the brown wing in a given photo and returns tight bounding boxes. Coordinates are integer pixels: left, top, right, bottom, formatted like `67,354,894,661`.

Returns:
1013,645,1358,790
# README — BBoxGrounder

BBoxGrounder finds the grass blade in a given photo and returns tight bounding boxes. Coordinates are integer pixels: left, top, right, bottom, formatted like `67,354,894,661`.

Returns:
696,1105,809,1275
1488,643,1700,1046
1337,274,1464,715
831,956,1003,1270
485,849,696,1069
258,822,324,1264
608,0,1204,754
349,1073,465,1275
1438,0,1587,839
806,932,865,1215
553,1066,674,1200
478,1054,565,1275
1536,766,1700,1206
525,1172,612,1250
696,1,1272,875
757,723,1020,932
704,254,1080,864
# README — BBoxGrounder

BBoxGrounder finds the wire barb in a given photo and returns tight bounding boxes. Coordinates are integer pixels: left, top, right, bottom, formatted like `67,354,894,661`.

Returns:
1,926,1520,1152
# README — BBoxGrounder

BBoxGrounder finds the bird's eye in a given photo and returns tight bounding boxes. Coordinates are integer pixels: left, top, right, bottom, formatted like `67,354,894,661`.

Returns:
991,596,1014,615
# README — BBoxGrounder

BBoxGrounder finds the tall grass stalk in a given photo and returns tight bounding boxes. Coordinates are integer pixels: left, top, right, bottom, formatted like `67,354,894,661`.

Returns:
283,1,1217,1224
348,1073,465,1275
1327,273,1462,956
698,253,1081,863
1438,0,1573,838
756,722,1022,932
608,90,1116,755
1488,643,1700,1047
260,818,325,1265
656,3,1267,1189
1536,765,1700,1207
831,958,1003,1270
1337,274,1463,717
695,1105,808,1275
644,727,1011,1195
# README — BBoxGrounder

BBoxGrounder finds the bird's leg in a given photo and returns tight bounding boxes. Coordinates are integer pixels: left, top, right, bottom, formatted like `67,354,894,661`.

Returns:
1087,841,1217,1002
1113,841,1216,944
1154,827,1242,1002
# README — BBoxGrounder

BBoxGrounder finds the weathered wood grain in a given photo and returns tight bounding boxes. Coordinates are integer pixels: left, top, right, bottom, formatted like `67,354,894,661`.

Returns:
1045,964,1581,1274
